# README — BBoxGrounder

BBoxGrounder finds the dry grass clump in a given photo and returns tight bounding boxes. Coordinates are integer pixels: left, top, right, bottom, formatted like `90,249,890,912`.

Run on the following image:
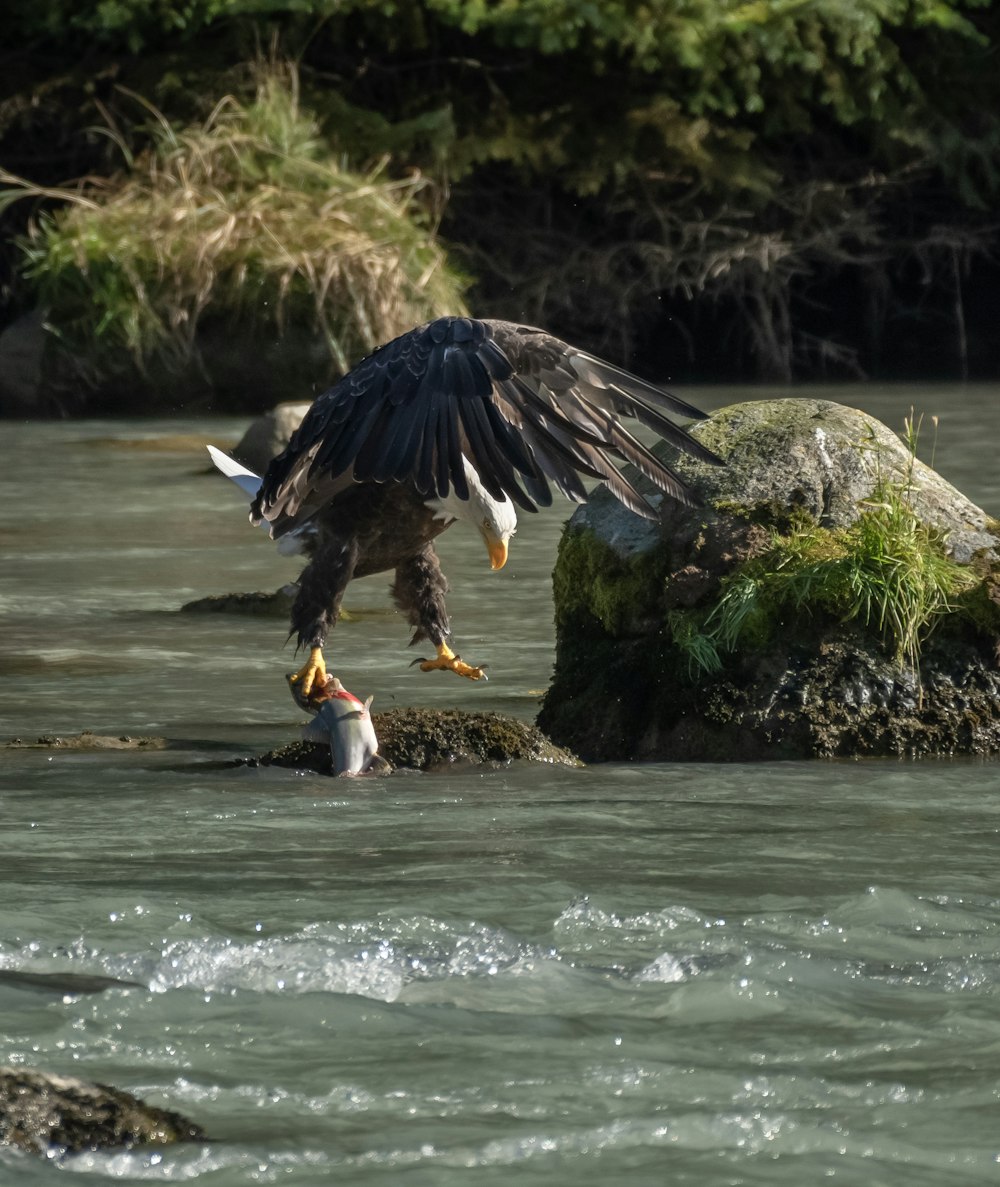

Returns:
1,69,467,383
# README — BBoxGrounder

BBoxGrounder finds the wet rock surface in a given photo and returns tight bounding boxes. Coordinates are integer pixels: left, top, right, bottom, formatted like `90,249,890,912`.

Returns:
1,711,576,774
553,626,1000,762
0,970,145,996
180,584,297,617
3,732,167,751
249,707,579,774
539,398,1000,761
0,1067,205,1155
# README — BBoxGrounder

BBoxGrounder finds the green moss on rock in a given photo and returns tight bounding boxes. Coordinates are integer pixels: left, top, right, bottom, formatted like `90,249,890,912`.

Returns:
552,528,670,636
248,707,580,774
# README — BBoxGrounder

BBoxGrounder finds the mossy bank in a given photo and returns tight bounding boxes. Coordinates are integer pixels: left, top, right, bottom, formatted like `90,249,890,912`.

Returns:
538,399,1000,761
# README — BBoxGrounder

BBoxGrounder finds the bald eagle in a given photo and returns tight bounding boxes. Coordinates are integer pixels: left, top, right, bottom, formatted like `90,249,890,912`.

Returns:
248,317,722,696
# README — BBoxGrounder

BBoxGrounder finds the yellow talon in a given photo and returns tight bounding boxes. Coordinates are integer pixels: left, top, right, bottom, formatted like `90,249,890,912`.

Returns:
290,647,328,697
416,642,487,681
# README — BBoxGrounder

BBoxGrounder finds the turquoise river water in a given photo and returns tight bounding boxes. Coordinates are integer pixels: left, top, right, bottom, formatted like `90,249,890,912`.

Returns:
2,384,1000,1185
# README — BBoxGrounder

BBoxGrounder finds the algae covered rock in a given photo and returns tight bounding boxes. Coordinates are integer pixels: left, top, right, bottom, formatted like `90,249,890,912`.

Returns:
0,1067,205,1155
3,732,167,751
180,584,298,617
375,708,578,771
538,398,1000,761
251,707,579,774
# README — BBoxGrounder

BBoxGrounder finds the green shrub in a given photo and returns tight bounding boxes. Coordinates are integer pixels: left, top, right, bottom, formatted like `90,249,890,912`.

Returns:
4,1,998,382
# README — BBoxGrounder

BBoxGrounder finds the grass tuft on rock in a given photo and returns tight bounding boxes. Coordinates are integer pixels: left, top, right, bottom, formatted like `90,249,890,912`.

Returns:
4,66,467,385
672,477,977,677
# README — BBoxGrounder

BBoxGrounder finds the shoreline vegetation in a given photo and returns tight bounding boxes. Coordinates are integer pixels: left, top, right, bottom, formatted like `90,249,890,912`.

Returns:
1,2,999,417
0,67,467,415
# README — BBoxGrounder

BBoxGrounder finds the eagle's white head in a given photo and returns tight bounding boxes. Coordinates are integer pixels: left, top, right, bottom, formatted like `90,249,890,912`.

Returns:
425,456,517,570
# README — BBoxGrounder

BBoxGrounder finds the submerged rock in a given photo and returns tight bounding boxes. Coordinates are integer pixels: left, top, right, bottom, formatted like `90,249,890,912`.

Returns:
538,398,1000,761
0,1067,205,1155
0,971,144,996
250,707,579,774
180,584,297,617
3,732,167,751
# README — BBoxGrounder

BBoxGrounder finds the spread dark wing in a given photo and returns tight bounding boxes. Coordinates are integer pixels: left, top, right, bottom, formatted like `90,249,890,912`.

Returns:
251,316,723,534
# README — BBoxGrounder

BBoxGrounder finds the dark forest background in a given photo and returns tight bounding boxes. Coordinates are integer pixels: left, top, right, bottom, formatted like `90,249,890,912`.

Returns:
2,0,998,416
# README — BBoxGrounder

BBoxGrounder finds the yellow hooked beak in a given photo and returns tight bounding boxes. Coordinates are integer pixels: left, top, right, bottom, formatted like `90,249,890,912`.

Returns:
486,534,509,570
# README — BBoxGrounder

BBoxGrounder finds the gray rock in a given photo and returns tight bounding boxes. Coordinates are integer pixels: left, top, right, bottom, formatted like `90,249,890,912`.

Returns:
230,402,311,474
0,1067,205,1155
571,398,998,566
539,398,1000,761
691,399,998,563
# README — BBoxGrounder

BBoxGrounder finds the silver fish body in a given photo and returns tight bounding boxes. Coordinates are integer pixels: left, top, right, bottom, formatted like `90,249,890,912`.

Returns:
298,677,386,776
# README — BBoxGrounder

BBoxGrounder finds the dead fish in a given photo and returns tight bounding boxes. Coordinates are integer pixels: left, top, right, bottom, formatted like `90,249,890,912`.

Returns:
292,674,389,776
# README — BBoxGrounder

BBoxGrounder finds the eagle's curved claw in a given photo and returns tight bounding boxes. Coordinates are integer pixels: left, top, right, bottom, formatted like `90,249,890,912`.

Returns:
290,647,328,698
413,643,488,681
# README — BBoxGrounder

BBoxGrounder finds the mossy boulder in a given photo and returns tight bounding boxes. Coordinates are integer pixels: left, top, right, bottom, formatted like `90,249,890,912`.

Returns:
538,398,1000,761
250,707,579,774
0,1067,205,1156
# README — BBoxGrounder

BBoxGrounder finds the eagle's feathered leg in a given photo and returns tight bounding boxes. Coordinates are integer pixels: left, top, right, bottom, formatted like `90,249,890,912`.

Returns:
290,533,360,696
392,545,487,681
